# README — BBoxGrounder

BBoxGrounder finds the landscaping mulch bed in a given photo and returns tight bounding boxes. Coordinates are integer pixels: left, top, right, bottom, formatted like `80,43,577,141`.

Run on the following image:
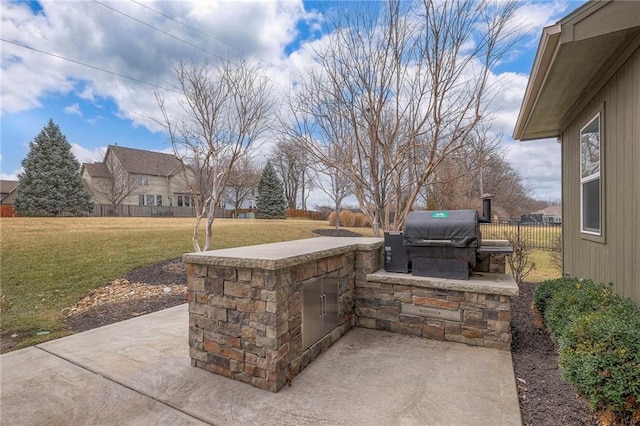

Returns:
511,282,598,425
63,260,598,424
312,228,364,237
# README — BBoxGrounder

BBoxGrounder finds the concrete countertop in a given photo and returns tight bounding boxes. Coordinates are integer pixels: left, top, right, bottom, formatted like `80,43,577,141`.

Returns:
367,269,519,296
183,237,383,270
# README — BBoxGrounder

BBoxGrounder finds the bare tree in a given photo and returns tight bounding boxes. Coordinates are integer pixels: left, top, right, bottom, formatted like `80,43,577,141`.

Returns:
270,138,301,209
224,154,261,217
285,0,518,236
155,59,273,251
311,144,352,230
270,138,315,210
89,151,145,211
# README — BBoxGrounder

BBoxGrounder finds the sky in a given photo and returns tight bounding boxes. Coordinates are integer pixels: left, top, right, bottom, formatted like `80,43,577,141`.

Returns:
1,0,586,206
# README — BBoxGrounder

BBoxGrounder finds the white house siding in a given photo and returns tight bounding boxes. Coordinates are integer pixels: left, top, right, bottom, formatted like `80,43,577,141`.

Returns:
562,46,640,304
81,169,111,205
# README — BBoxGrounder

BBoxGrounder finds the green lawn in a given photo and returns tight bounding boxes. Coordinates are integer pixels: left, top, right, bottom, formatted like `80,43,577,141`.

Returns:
0,217,559,351
1,217,370,350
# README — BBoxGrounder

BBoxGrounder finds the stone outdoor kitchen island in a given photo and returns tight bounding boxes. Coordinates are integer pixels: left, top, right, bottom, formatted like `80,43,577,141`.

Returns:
184,237,518,392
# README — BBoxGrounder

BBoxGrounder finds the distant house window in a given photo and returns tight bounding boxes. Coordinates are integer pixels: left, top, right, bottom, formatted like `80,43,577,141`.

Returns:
156,195,162,206
169,197,173,207
136,175,149,186
580,113,601,235
146,195,155,206
139,194,145,206
177,195,183,207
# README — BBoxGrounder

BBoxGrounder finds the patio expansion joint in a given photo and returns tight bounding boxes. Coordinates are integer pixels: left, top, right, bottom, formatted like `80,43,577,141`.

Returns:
34,345,214,426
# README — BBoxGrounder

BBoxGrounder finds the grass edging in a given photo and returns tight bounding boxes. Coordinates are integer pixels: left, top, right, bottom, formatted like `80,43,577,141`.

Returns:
533,278,640,425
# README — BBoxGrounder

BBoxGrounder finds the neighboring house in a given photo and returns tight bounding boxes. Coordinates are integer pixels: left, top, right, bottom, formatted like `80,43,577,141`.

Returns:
221,185,257,211
82,145,192,209
514,1,640,303
528,206,562,224
0,180,19,217
0,180,19,205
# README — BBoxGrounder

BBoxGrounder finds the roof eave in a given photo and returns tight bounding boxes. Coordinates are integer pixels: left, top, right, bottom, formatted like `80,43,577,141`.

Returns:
512,24,561,141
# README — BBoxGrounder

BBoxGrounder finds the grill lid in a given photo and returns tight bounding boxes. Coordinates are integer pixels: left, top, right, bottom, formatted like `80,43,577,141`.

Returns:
403,210,479,248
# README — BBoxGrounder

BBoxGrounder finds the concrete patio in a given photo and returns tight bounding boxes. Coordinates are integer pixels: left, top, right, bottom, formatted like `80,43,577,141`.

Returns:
0,304,522,425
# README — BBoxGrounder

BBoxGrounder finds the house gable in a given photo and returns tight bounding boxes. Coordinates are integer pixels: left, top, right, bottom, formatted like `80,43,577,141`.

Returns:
82,145,190,208
0,180,19,205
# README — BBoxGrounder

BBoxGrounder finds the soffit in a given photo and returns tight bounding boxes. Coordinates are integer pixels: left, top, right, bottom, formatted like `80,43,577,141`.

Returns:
514,1,640,141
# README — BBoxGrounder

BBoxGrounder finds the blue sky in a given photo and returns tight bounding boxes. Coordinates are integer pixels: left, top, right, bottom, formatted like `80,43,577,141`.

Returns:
1,0,585,204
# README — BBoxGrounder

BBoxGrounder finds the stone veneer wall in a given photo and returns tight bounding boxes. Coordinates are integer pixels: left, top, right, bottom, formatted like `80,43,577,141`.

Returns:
184,238,383,392
357,272,517,351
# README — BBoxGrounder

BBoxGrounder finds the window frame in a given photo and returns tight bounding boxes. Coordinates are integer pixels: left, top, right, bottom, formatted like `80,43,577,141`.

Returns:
579,108,605,242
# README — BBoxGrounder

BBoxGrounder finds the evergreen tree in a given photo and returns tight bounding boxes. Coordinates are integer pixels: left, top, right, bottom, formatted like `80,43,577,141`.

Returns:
15,119,93,216
255,160,286,219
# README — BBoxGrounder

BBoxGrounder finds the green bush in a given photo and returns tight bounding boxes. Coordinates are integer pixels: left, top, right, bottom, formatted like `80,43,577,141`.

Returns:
544,279,613,340
559,298,640,417
533,277,640,424
533,277,574,314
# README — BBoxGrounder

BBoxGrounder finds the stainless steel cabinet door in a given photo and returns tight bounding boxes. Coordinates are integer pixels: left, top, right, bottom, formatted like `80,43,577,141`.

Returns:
322,274,339,334
302,277,323,349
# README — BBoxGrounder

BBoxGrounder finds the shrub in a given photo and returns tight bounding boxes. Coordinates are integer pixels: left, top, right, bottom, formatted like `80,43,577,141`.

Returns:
505,230,535,285
532,277,574,315
543,279,613,339
354,213,370,227
558,298,640,421
327,210,370,228
328,211,337,227
339,210,356,227
534,277,640,424
550,233,563,271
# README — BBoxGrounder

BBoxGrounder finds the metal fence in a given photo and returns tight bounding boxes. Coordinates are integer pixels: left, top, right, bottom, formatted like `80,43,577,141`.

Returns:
90,204,199,217
480,220,562,251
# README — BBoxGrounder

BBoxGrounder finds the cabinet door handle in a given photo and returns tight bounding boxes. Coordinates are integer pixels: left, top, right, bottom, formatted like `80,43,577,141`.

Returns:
323,294,327,316
319,295,324,317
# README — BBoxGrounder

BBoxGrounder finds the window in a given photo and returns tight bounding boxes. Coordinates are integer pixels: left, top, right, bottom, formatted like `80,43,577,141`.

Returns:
168,197,173,207
156,195,162,206
136,175,149,186
580,113,601,235
138,194,145,206
177,194,192,207
146,195,155,206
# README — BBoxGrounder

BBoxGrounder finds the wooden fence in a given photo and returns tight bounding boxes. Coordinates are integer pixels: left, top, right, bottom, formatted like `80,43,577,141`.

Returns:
225,208,326,220
0,205,15,217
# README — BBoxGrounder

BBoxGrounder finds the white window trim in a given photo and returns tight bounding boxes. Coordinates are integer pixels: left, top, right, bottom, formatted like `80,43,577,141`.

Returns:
580,112,602,237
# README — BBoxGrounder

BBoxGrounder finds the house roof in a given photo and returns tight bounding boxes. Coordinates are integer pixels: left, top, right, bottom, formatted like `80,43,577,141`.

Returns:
82,162,113,178
535,205,562,217
0,180,19,195
108,145,183,177
513,0,640,141
0,180,19,205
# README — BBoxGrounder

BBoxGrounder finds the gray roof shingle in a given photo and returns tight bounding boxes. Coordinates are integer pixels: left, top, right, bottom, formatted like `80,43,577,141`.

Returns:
109,145,183,177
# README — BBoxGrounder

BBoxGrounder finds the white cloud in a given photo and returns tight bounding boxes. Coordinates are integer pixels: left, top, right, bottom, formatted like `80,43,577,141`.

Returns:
64,103,82,117
1,0,311,128
71,143,106,165
503,138,562,201
0,168,22,181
